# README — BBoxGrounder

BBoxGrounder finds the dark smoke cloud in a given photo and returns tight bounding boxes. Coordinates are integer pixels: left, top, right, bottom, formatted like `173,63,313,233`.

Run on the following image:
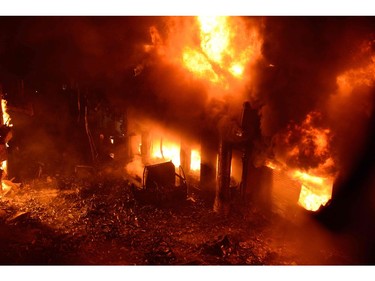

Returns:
251,17,375,173
2,16,375,176
0,16,162,87
254,17,375,137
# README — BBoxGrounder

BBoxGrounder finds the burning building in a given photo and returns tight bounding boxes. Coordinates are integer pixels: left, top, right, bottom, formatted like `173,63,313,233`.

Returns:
0,16,375,265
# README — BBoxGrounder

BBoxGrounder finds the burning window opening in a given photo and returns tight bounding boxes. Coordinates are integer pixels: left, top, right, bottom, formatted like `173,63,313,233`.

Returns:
126,123,202,181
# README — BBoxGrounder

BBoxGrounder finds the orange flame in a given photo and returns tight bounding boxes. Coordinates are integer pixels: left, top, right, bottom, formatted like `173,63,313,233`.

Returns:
150,139,201,172
151,138,181,167
1,99,11,126
292,170,334,211
270,111,336,211
181,16,262,88
190,149,201,171
336,55,375,96
1,98,12,191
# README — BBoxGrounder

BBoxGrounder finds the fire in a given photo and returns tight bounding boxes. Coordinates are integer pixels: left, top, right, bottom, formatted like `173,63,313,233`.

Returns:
151,138,181,167
1,98,12,192
190,149,201,171
198,16,230,65
181,16,262,87
265,159,283,171
1,99,11,126
336,55,375,95
183,48,219,83
292,170,334,211
299,184,332,212
270,111,336,211
150,138,202,172
266,160,334,211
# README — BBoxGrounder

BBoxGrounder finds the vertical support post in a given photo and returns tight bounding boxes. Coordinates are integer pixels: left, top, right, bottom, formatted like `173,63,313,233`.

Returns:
200,136,217,196
141,130,150,165
122,108,130,161
180,141,191,174
240,101,252,199
213,138,232,215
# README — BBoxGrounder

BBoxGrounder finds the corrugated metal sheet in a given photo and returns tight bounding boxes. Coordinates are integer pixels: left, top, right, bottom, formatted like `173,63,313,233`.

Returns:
271,169,302,218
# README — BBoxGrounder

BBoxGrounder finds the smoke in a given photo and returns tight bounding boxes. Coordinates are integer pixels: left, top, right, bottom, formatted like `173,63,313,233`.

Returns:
252,17,375,174
126,16,264,143
2,16,375,182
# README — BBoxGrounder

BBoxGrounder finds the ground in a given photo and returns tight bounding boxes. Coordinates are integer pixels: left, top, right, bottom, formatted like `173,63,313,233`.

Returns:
0,174,366,265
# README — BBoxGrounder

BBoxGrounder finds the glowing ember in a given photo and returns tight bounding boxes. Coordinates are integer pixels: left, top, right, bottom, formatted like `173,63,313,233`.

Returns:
1,178,12,194
1,99,11,127
292,170,324,185
1,98,12,191
265,159,283,171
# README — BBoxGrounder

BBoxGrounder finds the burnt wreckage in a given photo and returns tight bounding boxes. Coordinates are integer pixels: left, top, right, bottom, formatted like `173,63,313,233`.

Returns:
1,16,375,265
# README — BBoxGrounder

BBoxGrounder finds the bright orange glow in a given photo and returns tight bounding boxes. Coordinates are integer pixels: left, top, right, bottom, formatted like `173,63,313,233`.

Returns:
1,99,11,127
1,98,12,191
298,184,332,212
1,178,12,194
181,16,262,87
265,160,282,171
291,169,334,211
198,16,230,65
183,48,219,83
336,55,375,95
229,63,244,77
190,149,201,171
151,138,181,167
150,139,202,172
292,170,324,185
271,111,336,211
286,112,332,160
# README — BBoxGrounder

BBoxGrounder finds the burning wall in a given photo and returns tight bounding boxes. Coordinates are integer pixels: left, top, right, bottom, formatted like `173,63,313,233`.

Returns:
1,16,374,215
128,16,375,213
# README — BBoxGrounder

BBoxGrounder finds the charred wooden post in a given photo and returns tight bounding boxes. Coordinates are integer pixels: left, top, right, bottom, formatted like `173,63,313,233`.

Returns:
240,101,252,200
200,136,217,195
122,109,131,161
180,141,191,174
239,101,264,206
213,139,232,215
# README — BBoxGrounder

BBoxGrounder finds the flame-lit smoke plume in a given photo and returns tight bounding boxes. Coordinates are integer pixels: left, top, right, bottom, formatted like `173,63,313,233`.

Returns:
125,16,264,182
131,17,375,212
257,17,375,211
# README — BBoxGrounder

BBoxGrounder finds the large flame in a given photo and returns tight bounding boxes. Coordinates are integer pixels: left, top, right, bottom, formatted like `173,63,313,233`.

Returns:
293,171,334,211
267,112,336,211
190,149,201,171
151,138,181,167
181,16,261,87
150,138,201,172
